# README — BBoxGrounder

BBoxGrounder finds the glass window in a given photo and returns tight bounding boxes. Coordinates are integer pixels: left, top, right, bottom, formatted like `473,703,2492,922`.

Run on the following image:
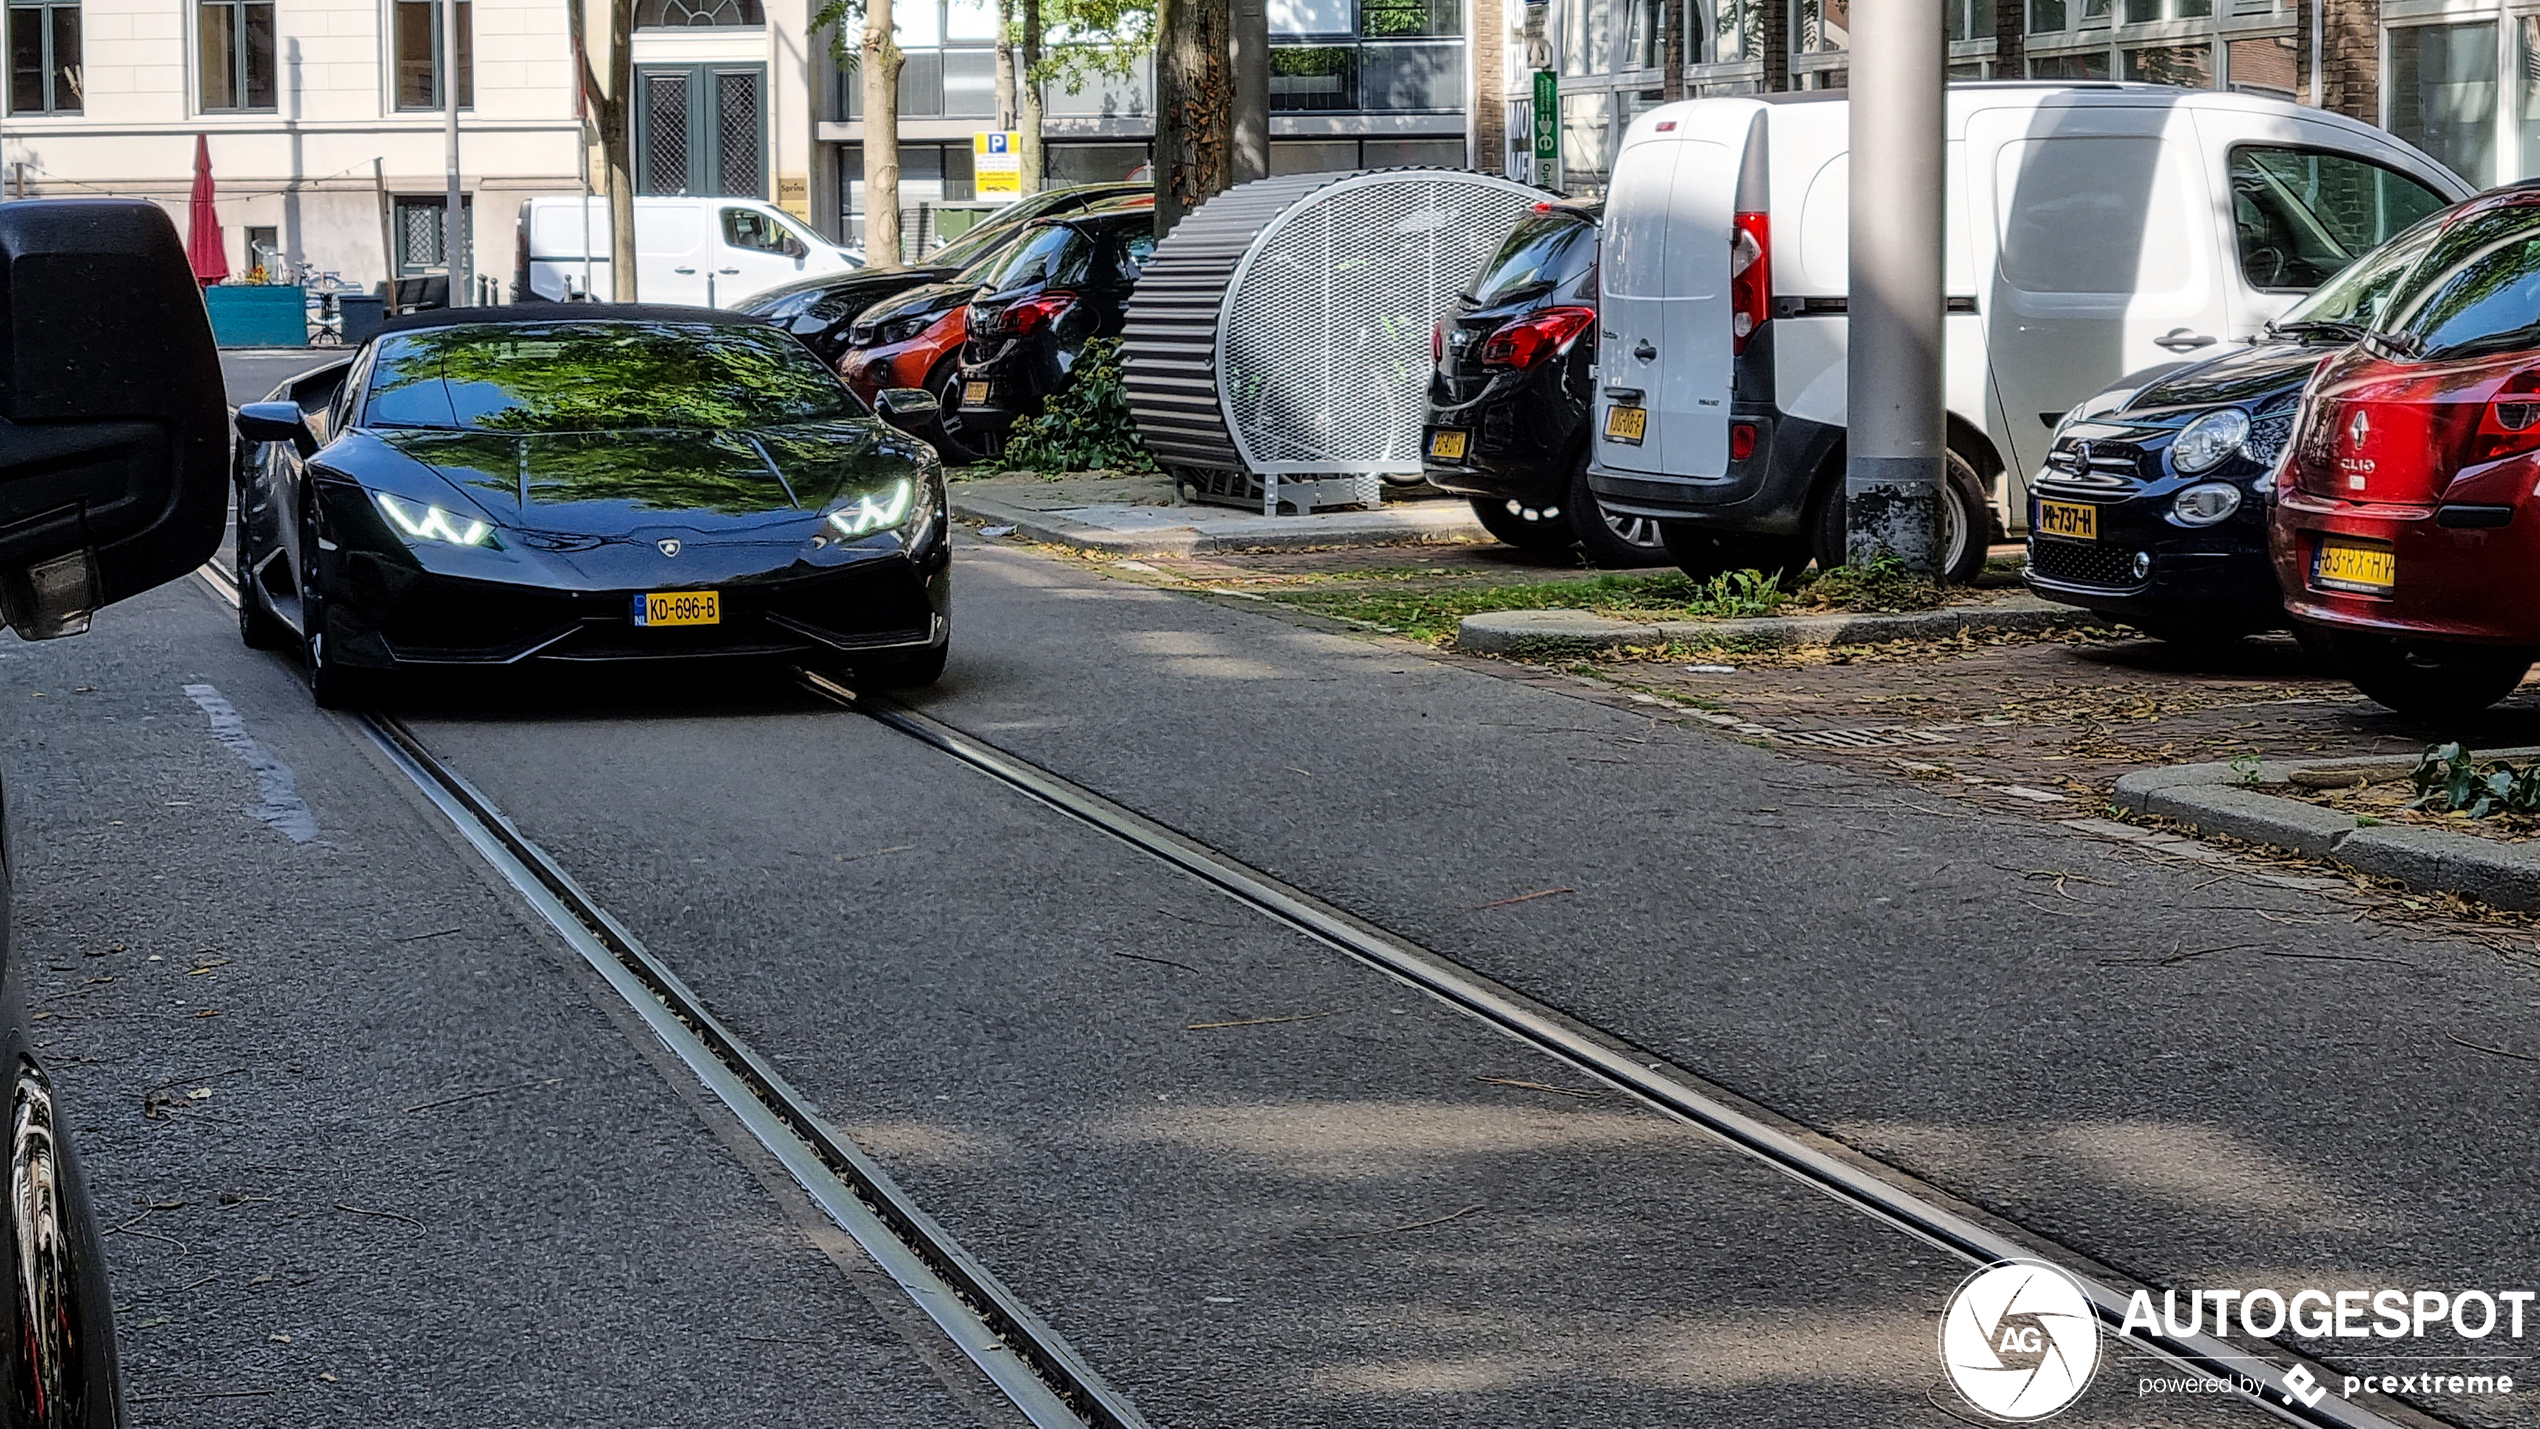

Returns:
1621,0,1661,67
722,206,794,253
1111,229,1157,282
1362,0,1458,36
2228,147,2449,290
2272,212,2446,331
979,222,1094,290
2387,21,2498,189
633,0,763,23
945,0,998,40
8,0,80,115
1712,0,1758,63
2027,49,2109,79
1271,45,1355,109
1361,40,1459,108
899,0,942,46
1270,0,1349,34
942,46,995,117
2028,0,2064,33
1270,138,1359,173
1561,0,1612,75
1472,210,1597,302
2226,35,2295,98
1559,90,1611,186
2122,42,2210,87
2384,204,2540,358
2521,17,2540,182
1797,0,1847,54
393,0,472,110
1043,141,1148,184
198,0,274,111
1997,136,2185,295
1361,136,1464,165
366,324,856,432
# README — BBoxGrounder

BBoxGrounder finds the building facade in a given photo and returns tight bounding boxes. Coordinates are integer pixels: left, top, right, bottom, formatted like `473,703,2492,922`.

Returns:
1509,0,2540,195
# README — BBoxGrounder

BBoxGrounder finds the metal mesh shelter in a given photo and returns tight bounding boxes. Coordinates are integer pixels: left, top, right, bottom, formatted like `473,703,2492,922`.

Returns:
1123,169,1545,514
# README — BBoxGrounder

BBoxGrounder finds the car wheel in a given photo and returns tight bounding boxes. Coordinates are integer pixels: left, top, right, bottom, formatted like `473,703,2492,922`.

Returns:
1469,497,1576,552
926,362,984,466
2336,632,2534,721
1808,450,1993,583
856,644,948,689
1660,523,1810,582
236,492,290,651
1567,452,1670,568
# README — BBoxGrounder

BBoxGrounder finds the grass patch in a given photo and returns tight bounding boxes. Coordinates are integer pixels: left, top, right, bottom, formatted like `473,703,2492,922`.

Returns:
1261,558,1949,643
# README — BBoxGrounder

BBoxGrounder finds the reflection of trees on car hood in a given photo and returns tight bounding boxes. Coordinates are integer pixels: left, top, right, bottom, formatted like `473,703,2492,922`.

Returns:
378,420,917,523
369,324,855,433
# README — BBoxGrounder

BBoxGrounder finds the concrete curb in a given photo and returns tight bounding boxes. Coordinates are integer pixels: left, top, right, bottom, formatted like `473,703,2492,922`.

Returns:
1454,596,2101,656
949,488,1490,556
2111,748,2540,909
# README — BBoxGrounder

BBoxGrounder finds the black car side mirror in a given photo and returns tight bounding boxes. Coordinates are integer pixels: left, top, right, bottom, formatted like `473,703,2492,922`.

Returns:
234,401,317,457
781,233,808,260
875,388,941,426
0,200,228,639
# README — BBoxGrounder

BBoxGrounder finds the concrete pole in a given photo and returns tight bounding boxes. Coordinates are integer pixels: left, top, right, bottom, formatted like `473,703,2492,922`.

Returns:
444,0,468,304
1844,0,1945,574
1229,0,1269,184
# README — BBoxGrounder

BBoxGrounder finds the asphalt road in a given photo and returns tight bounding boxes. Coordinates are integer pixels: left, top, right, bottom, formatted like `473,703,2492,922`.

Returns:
8,358,2523,1426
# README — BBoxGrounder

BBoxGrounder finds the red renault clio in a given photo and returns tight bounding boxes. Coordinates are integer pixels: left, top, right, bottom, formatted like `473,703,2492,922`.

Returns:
2275,187,2540,719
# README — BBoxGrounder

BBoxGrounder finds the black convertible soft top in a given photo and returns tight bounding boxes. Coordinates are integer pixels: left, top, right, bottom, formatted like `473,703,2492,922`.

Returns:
374,303,773,338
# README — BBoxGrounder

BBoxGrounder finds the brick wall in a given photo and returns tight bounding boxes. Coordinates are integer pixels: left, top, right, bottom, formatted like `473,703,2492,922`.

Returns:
2315,0,2377,124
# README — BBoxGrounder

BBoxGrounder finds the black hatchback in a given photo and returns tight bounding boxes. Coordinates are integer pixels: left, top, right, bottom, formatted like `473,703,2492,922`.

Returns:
956,201,1156,448
1421,201,1664,566
2024,207,2448,646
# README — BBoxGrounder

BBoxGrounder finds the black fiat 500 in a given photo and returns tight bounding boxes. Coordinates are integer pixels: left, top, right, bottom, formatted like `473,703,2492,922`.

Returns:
955,202,1155,448
2024,208,2447,646
1421,201,1665,566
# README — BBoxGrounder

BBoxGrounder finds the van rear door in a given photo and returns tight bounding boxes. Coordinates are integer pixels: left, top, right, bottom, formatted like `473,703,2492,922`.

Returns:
1597,133,1737,477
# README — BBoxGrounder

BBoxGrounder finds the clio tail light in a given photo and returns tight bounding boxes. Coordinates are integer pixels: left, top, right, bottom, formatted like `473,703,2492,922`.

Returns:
1478,306,1596,371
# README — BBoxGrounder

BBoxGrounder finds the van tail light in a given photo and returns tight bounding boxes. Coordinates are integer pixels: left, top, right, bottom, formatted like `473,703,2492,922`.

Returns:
994,291,1077,337
1730,422,1758,461
1433,318,1445,366
1478,306,1596,371
1730,211,1771,356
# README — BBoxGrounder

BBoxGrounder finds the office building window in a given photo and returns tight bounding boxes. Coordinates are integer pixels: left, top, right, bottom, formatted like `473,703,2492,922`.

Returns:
8,0,78,114
199,0,274,111
635,0,764,24
393,0,472,110
2388,21,2499,188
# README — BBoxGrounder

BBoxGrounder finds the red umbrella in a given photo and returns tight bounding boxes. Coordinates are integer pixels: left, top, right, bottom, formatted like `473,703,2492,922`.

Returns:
186,134,227,287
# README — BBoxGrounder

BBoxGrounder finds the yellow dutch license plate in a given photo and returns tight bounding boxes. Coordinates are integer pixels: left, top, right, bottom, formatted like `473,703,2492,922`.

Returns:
962,381,990,404
1604,405,1648,444
634,590,720,627
1426,429,1469,460
2315,538,2396,594
2036,499,2098,541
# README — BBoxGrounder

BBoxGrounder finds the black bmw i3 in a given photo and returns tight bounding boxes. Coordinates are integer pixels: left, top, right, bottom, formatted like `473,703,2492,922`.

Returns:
232,306,952,704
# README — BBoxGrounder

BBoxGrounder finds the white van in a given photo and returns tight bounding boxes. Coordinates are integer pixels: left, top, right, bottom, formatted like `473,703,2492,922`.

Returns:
516,196,862,309
1587,83,2471,581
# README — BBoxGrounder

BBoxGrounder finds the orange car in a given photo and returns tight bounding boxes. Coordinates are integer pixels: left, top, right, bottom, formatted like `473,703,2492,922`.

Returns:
838,278,989,463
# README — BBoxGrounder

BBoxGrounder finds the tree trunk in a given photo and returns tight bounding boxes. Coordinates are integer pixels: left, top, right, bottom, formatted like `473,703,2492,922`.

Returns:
1663,0,1687,98
1154,0,1231,238
1018,0,1043,195
994,0,1016,131
862,0,905,269
604,0,637,300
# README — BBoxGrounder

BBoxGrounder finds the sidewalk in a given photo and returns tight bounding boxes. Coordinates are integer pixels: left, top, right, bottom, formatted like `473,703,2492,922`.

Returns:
949,469,1489,555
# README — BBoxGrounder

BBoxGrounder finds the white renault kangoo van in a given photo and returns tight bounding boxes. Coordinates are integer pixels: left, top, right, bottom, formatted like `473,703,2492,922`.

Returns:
517,196,862,308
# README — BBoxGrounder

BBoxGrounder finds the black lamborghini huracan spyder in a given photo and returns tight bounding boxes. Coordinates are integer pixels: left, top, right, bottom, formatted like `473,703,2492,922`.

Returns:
232,305,952,705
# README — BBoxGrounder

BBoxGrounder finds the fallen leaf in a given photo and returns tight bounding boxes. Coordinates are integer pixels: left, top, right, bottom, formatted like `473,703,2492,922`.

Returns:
185,1088,212,1101
268,1332,291,1343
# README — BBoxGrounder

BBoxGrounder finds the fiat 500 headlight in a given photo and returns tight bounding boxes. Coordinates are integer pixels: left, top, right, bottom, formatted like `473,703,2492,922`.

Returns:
2171,408,2251,474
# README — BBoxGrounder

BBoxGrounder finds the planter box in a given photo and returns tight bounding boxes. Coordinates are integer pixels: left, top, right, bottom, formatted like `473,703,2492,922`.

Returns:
205,285,307,347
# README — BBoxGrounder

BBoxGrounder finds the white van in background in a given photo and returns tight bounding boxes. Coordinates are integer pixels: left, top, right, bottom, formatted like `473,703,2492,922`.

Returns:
516,196,863,308
1586,83,2470,582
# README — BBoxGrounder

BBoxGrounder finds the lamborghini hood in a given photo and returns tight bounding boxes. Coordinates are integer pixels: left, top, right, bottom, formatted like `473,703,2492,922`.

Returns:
367,419,927,535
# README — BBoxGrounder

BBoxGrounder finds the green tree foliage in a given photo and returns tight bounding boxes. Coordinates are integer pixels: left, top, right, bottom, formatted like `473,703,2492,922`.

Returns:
1001,338,1156,473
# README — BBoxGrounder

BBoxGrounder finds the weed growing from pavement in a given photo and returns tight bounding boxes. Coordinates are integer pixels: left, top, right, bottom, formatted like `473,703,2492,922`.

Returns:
1793,556,1944,613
